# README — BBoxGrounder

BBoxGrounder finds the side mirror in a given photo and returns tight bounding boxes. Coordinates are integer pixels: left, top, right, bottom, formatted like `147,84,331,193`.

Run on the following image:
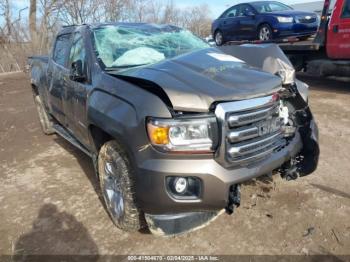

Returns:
70,60,86,82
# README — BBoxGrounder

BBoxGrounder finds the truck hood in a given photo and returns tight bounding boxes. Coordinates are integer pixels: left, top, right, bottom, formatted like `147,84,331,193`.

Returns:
110,48,282,112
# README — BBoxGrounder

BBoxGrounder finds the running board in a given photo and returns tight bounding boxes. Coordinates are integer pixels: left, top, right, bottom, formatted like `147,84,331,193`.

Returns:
53,124,92,157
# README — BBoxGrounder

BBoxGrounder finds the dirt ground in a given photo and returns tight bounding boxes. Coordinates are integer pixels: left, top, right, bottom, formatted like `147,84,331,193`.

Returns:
0,72,349,257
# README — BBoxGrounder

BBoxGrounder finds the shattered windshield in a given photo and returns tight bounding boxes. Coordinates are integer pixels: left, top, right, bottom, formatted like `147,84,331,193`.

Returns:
93,24,209,70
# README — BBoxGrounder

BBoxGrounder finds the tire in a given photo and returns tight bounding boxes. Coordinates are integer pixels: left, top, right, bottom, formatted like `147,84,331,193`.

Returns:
98,140,143,232
33,94,55,135
214,30,224,46
298,35,310,41
258,24,273,41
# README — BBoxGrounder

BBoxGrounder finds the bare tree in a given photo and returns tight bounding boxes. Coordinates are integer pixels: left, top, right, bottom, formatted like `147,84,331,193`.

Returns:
59,0,104,25
29,0,37,40
0,0,12,38
103,0,130,22
185,4,212,37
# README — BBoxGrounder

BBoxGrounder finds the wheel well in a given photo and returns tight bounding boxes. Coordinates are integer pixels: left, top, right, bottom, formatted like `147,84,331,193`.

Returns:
258,22,271,30
89,125,113,152
214,29,222,36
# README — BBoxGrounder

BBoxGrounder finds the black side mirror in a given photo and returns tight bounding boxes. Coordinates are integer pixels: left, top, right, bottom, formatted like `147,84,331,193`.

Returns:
70,60,86,82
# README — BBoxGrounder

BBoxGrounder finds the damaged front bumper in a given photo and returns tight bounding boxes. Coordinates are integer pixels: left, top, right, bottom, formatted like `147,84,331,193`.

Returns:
141,115,319,236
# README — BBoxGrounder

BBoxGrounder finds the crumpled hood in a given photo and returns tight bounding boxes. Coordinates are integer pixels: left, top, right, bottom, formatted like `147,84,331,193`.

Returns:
111,48,282,112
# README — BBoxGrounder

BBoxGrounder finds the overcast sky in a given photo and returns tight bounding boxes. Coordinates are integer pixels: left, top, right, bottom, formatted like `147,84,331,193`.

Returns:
3,0,318,24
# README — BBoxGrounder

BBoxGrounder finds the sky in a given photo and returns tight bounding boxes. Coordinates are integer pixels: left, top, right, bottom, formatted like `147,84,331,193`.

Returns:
1,0,319,25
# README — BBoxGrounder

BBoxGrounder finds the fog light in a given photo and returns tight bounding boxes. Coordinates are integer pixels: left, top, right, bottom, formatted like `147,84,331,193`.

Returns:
166,176,201,199
174,177,188,194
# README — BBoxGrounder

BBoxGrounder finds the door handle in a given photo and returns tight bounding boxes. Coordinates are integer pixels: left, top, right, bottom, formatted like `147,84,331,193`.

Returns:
333,25,339,33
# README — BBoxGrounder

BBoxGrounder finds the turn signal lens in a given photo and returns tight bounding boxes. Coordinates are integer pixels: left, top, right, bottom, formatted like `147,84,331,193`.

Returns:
147,124,169,145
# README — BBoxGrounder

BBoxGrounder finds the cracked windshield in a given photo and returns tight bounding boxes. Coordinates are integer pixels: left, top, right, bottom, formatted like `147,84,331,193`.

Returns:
93,25,209,69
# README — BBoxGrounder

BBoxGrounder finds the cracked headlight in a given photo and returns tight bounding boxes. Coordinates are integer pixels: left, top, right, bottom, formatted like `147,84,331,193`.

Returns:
277,16,293,23
147,117,218,153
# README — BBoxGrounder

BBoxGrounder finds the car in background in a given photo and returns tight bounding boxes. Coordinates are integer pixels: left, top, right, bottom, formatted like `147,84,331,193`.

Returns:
212,1,319,45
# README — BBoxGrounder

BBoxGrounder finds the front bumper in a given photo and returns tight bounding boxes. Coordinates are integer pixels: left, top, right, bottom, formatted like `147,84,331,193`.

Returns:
273,22,318,38
135,119,319,216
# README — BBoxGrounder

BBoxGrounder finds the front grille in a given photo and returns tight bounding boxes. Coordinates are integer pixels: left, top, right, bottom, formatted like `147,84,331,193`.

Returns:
215,95,285,167
296,15,317,24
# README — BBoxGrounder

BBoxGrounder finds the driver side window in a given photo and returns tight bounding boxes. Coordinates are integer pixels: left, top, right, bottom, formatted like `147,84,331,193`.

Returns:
238,5,254,16
224,6,238,18
69,33,87,77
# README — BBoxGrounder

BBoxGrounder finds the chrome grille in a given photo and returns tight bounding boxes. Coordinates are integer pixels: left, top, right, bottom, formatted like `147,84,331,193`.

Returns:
296,15,317,24
215,95,285,167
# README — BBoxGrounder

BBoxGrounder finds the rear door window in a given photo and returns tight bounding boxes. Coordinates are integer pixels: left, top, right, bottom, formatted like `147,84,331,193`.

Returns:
341,0,350,18
53,34,71,67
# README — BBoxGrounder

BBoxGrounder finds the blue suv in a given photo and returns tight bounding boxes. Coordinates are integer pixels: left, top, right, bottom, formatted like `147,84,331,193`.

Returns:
212,1,319,45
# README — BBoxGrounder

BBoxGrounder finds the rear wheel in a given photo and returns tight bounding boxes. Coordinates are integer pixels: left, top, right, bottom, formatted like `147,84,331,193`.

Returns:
214,30,224,46
33,93,55,135
98,140,143,232
258,24,273,41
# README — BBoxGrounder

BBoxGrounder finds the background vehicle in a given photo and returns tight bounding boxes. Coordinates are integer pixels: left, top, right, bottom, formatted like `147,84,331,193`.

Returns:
29,23,319,236
212,1,319,45
278,0,350,76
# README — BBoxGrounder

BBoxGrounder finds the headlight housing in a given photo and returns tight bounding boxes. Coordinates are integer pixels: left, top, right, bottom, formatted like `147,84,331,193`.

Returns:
277,16,293,23
147,117,218,153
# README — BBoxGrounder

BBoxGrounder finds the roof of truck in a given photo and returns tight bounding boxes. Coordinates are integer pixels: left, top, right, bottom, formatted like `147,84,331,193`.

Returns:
59,23,181,35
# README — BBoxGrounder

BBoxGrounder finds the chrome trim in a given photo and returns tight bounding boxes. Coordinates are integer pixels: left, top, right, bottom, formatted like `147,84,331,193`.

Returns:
214,94,284,168
228,127,259,143
229,147,276,164
215,95,276,120
228,105,278,127
228,132,281,157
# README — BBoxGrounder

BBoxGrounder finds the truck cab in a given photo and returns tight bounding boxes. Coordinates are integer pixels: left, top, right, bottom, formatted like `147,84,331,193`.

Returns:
327,0,350,59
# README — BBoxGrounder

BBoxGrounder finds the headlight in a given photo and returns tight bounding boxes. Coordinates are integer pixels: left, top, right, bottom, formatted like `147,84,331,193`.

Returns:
147,117,218,153
277,16,293,23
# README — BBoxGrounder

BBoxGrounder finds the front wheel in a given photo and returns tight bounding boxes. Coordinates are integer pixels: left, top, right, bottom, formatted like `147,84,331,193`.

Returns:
258,24,273,41
98,140,143,232
214,31,224,46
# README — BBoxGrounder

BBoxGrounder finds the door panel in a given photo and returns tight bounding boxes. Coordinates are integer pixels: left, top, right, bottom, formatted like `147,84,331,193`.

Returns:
220,6,240,40
327,0,350,59
65,32,91,146
237,5,257,40
47,34,71,125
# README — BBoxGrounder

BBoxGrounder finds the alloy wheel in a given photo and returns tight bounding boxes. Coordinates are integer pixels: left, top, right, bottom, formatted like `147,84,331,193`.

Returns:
103,161,125,221
259,26,272,41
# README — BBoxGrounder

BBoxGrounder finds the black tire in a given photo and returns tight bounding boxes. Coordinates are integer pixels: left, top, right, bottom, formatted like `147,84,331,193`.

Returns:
33,94,55,135
98,140,143,232
298,35,310,41
214,30,224,46
258,24,273,41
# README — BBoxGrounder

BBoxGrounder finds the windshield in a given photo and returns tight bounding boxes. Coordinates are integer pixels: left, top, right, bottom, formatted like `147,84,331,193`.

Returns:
251,2,292,13
93,24,209,70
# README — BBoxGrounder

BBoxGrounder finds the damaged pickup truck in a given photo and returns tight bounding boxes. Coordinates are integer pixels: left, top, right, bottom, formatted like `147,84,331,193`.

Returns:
29,23,319,236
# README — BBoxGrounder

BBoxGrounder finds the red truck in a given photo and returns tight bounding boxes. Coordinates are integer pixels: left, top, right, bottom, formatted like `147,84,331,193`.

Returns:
279,0,350,76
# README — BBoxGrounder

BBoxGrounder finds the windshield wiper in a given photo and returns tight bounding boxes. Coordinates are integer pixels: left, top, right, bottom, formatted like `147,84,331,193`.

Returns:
104,63,150,71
